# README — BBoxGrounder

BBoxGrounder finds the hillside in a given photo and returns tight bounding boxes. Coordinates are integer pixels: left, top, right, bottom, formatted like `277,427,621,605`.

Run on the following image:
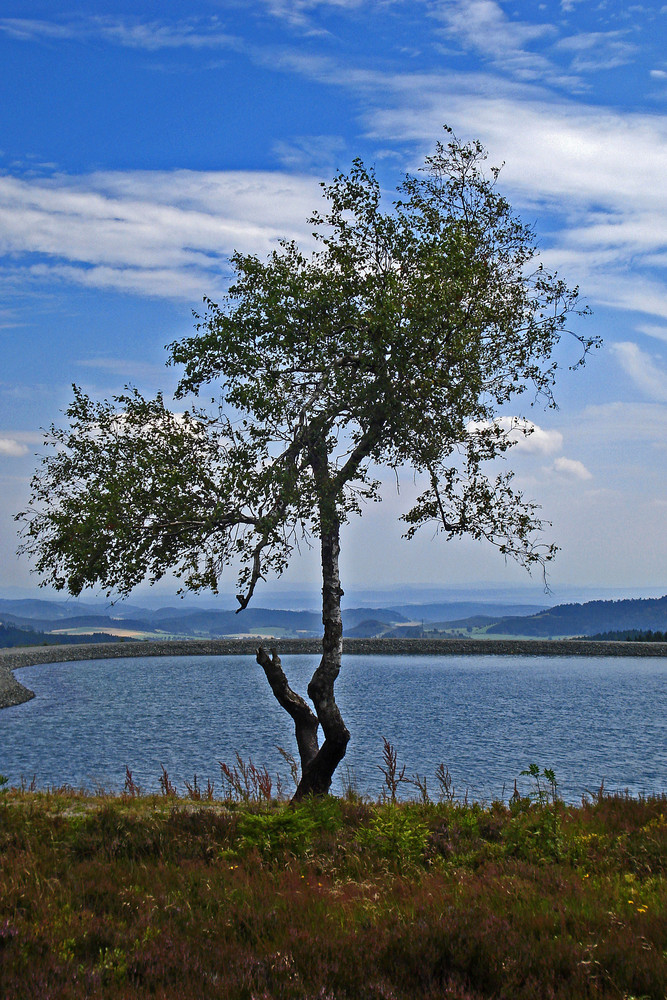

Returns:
487,595,667,638
0,623,121,648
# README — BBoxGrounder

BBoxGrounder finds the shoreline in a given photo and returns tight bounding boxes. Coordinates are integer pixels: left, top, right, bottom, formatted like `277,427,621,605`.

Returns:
1,636,666,710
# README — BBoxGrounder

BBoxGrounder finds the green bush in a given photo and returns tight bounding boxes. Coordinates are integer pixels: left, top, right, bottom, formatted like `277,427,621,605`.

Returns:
235,796,342,862
356,804,428,869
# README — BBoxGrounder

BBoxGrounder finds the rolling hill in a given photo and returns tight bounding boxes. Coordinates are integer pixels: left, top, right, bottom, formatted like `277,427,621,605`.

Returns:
486,595,667,638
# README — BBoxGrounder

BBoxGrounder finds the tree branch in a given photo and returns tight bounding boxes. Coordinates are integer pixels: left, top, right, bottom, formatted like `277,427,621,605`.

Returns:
255,647,320,773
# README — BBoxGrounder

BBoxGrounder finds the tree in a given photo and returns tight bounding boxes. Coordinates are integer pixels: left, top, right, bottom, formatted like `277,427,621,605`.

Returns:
17,131,597,798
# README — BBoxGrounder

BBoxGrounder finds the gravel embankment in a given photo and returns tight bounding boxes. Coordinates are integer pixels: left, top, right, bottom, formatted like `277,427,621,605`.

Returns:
1,636,666,711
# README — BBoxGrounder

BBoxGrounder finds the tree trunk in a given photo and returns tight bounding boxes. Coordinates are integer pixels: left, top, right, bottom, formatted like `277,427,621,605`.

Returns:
257,437,351,801
293,500,350,799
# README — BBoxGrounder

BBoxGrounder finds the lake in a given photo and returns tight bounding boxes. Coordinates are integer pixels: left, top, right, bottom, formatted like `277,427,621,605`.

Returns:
1,653,665,802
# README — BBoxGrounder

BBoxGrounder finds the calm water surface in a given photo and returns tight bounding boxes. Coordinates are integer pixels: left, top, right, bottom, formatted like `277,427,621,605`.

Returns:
2,654,665,801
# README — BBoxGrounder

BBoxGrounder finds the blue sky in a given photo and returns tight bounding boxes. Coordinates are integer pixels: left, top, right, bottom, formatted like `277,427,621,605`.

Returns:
1,0,666,604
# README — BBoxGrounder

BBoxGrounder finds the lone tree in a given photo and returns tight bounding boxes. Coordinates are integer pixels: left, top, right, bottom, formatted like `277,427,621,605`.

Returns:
18,132,596,798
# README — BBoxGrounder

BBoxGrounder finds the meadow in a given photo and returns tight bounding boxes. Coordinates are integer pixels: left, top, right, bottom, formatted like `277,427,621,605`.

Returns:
0,751,665,1000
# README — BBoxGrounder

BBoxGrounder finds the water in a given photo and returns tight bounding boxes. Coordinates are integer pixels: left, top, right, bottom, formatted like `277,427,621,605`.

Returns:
1,654,665,802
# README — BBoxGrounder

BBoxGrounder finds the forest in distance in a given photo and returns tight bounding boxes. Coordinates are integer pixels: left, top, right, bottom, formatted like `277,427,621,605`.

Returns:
1,593,666,646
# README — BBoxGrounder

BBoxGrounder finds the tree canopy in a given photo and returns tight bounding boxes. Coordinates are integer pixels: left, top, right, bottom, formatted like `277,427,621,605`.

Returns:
17,131,597,796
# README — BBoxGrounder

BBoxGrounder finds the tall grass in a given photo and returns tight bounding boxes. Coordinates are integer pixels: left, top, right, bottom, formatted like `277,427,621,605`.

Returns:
0,752,665,999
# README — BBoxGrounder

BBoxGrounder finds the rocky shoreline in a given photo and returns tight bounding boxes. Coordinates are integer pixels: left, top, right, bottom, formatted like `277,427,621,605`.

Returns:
1,636,666,710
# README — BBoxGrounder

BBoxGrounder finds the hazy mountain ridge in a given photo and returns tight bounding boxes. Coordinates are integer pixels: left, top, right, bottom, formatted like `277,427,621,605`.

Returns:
1,595,665,643
0,600,407,641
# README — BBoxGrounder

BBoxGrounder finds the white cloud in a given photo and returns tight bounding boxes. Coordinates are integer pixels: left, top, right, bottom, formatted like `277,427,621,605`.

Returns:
636,324,667,343
0,18,79,41
92,19,239,51
468,416,564,454
0,170,321,299
431,0,568,86
498,417,563,455
0,428,44,445
552,456,592,480
612,342,667,402
432,2,636,84
556,30,636,72
468,416,594,485
259,0,365,29
0,17,240,51
0,438,29,457
650,69,667,79
434,0,554,52
272,134,348,171
1,28,666,327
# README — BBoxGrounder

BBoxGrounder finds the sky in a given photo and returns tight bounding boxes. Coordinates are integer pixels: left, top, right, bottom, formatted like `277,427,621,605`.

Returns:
0,0,666,607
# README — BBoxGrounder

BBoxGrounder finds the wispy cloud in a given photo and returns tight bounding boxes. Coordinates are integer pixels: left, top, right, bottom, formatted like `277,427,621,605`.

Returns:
0,16,240,51
2,11,666,330
430,0,582,88
0,170,320,299
248,11,664,331
579,402,667,447
0,18,79,42
636,323,667,344
556,30,636,72
612,342,667,402
258,0,366,31
272,134,348,171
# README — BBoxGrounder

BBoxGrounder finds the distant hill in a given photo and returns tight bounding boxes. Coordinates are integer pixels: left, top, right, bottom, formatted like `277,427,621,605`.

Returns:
487,595,667,637
387,602,548,623
0,599,413,640
0,623,121,648
9,595,661,642
344,619,391,638
0,598,107,621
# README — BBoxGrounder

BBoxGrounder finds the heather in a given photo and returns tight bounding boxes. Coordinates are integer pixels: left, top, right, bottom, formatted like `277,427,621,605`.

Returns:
0,762,665,1000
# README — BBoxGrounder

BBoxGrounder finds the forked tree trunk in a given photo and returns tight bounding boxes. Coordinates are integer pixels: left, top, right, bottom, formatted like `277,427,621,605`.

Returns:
255,498,350,800
297,510,350,797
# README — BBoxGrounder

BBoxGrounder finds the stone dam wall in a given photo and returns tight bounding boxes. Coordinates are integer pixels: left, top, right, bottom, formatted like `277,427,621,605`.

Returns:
1,636,666,710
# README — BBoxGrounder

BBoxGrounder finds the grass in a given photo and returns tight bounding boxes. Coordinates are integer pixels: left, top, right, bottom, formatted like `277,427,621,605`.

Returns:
0,761,665,999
